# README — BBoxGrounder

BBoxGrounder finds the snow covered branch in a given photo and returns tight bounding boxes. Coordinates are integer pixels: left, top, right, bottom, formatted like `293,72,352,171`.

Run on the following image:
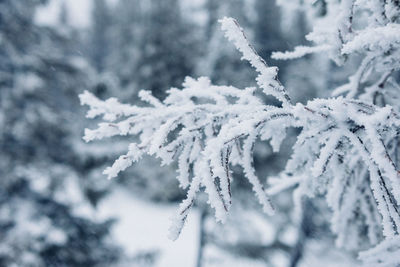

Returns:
81,8,400,262
219,17,291,106
274,0,400,103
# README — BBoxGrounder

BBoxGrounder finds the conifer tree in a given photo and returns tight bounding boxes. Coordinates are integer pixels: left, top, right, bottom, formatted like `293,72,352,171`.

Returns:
0,1,121,265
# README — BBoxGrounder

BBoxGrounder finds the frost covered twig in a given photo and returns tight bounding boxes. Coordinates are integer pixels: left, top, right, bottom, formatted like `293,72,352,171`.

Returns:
274,1,400,103
219,18,291,106
81,13,400,260
274,0,400,261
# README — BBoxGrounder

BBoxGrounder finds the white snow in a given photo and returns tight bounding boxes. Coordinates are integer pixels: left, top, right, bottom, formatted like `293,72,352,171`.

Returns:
98,187,200,267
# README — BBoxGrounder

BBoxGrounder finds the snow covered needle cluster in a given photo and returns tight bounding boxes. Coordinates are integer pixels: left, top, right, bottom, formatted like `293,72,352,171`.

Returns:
81,1,400,263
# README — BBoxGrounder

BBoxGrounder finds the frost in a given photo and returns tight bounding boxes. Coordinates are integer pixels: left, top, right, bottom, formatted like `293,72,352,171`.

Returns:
219,17,290,106
271,45,331,60
81,2,400,258
342,24,400,55
103,143,144,179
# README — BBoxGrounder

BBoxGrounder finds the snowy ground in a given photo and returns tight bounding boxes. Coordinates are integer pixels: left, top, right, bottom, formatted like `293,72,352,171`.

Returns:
98,188,280,267
98,188,358,267
98,188,200,267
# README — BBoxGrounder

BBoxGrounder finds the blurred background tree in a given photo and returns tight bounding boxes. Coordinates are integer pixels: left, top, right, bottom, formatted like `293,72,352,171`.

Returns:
0,0,122,265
